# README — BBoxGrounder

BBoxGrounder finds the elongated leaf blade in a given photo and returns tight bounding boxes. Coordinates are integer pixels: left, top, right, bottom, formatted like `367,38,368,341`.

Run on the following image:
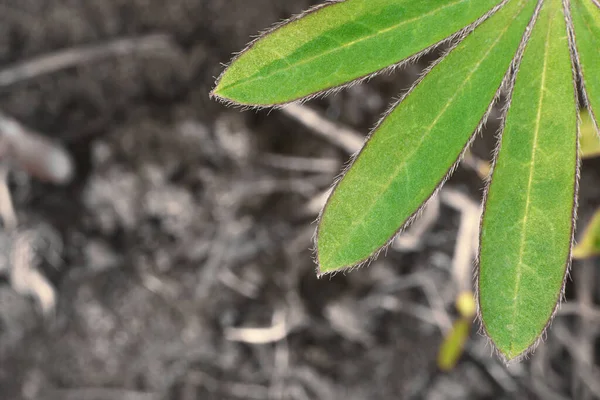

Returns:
317,0,538,273
571,0,600,129
479,0,577,361
212,0,504,105
437,318,471,371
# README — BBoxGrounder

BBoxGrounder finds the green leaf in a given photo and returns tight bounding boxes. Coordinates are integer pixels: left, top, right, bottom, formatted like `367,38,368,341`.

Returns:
573,209,600,259
437,318,471,372
317,0,537,273
580,109,600,159
478,0,578,361
571,0,600,129
212,0,505,105
437,291,476,371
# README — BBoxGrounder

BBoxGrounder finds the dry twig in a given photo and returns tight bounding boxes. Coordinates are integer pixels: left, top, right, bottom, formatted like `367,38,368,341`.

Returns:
10,232,56,314
553,322,600,398
0,112,75,316
43,388,160,400
393,195,441,252
571,259,600,400
0,112,74,184
281,103,364,153
440,188,481,291
261,153,339,174
0,34,174,88
225,309,289,344
0,166,17,230
185,370,269,400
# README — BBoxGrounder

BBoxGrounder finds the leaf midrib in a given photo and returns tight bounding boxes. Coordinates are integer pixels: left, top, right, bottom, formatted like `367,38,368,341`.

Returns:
576,0,600,73
218,0,472,93
323,2,526,268
508,4,553,357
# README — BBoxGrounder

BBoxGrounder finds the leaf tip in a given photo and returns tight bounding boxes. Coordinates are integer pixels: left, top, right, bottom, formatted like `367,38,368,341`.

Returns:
314,253,338,278
210,76,278,108
498,348,523,364
481,328,542,365
314,239,356,277
209,82,231,103
477,305,542,364
208,87,219,100
209,65,250,107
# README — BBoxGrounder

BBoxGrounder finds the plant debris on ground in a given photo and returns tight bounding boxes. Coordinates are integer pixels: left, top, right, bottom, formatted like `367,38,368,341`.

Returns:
0,1,599,399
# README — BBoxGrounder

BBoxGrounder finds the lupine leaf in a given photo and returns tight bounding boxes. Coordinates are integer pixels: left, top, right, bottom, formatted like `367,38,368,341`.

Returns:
479,0,577,361
571,0,600,128
317,0,537,273
573,209,600,259
211,0,504,105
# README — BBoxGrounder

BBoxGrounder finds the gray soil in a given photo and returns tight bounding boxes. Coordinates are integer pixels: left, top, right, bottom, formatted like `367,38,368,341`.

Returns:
0,1,599,400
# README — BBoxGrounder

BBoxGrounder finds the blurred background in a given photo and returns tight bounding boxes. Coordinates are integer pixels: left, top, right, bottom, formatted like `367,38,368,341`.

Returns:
0,1,600,399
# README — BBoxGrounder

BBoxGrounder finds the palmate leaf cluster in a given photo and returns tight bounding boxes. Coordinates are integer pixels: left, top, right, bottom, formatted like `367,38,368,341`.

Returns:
211,0,600,362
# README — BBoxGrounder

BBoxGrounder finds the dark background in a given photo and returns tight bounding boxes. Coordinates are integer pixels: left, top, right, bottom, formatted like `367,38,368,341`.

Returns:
0,1,599,399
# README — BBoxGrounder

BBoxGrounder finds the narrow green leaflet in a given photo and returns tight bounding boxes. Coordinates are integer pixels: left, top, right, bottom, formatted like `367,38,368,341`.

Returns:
317,0,537,273
571,0,600,129
479,0,577,361
573,209,600,259
212,0,504,105
437,319,471,371
437,292,476,371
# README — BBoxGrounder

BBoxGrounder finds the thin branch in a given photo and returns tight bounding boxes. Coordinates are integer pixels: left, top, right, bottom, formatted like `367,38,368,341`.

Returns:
557,302,600,321
0,34,175,88
393,195,440,251
377,295,449,333
219,268,260,298
260,153,340,174
43,388,160,400
553,323,600,398
225,309,289,344
366,272,453,334
0,112,74,184
571,259,597,400
186,370,269,400
281,103,364,153
440,188,481,292
10,232,56,315
0,166,17,230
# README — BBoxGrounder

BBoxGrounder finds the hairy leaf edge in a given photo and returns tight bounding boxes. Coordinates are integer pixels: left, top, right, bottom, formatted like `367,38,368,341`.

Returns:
474,0,580,364
314,0,538,277
209,0,509,109
568,0,600,135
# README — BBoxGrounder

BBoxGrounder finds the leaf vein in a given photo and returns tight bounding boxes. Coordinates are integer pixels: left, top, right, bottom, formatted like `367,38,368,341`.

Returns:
333,4,526,259
509,3,553,354
219,0,473,92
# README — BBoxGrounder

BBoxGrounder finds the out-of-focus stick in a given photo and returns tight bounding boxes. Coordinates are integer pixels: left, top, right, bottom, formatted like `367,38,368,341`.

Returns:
0,34,174,88
0,112,74,184
282,103,364,154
